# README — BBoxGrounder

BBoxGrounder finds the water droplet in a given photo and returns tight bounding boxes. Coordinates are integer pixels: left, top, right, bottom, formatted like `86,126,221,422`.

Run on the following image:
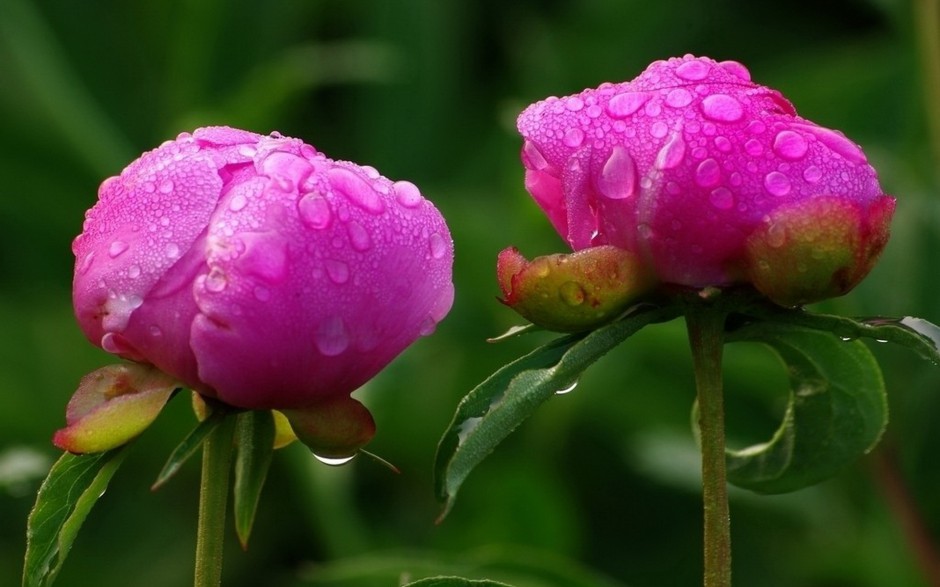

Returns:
654,133,687,171
675,59,710,81
555,381,579,395
747,121,766,135
78,251,95,275
165,243,180,259
563,127,585,148
597,146,637,199
253,285,270,301
429,232,448,259
158,179,174,194
325,259,349,284
644,100,662,117
346,221,372,252
108,240,129,258
709,188,734,210
793,124,866,164
559,281,585,306
650,122,668,138
565,96,584,111
229,194,248,212
665,88,693,108
238,145,258,158
298,194,332,230
142,182,156,194
744,139,763,157
315,316,349,356
701,94,744,123
694,158,722,188
719,60,751,80
102,293,144,332
328,167,384,214
127,265,141,279
606,92,650,118
714,136,732,152
803,165,822,183
314,453,356,466
767,222,787,248
773,130,808,160
205,267,227,292
393,180,423,208
522,140,551,171
764,171,792,196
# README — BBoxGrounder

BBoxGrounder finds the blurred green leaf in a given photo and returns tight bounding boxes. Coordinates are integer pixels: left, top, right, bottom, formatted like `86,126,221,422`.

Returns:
403,578,513,587
720,323,887,493
23,448,128,587
233,410,276,549
434,304,679,519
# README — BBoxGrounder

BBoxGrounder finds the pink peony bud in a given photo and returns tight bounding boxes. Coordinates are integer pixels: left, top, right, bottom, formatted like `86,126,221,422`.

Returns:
73,126,454,411
516,55,895,305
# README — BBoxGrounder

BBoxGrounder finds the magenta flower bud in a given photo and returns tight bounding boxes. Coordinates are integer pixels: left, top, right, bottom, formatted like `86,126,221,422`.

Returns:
73,126,454,411
517,55,895,305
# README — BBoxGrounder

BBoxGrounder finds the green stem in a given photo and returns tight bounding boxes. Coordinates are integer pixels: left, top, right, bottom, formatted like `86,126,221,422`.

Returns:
686,305,732,587
915,0,940,171
194,414,236,587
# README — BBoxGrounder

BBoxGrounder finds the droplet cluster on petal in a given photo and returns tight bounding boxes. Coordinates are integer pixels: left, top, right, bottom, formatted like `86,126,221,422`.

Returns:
516,54,894,305
73,127,455,410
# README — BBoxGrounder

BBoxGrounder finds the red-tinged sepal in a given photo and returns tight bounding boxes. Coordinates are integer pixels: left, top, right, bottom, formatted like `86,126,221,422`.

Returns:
282,396,376,461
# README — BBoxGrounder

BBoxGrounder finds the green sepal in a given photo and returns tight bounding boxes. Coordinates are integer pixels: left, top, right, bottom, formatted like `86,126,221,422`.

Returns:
434,304,679,519
23,448,129,587
151,407,229,490
233,410,276,549
717,322,887,493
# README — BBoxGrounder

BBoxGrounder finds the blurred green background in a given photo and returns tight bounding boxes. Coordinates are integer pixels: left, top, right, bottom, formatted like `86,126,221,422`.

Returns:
2,0,939,585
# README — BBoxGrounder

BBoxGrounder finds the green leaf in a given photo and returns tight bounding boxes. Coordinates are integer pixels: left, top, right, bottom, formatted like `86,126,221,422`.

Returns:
737,298,940,364
434,304,679,519
403,578,514,587
721,322,888,493
233,410,276,549
23,448,128,587
151,408,228,490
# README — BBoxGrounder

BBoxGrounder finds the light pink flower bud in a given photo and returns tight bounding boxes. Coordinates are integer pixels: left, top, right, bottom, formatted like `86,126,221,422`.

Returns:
73,127,454,410
517,55,894,305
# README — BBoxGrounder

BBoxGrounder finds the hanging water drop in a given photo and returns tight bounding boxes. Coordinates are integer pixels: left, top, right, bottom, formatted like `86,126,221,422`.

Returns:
313,453,357,466
556,381,579,395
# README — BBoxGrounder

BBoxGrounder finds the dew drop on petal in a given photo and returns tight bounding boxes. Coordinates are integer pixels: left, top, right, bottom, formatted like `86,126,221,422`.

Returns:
650,122,669,138
709,187,735,210
347,221,373,252
744,139,763,157
714,136,732,153
803,165,823,183
229,194,248,212
325,259,349,284
764,171,792,196
158,179,174,194
793,124,867,164
298,194,332,230
563,127,585,148
701,94,744,123
429,232,448,259
165,243,180,259
392,180,423,208
767,222,787,248
665,88,693,108
655,133,687,170
149,325,163,337
773,130,808,160
127,265,141,279
108,240,129,258
315,316,349,356
694,158,722,188
606,92,650,118
328,167,384,214
565,96,584,111
597,146,636,199
253,285,270,301
522,140,551,170
79,251,95,275
559,281,586,306
676,59,711,81
719,60,751,80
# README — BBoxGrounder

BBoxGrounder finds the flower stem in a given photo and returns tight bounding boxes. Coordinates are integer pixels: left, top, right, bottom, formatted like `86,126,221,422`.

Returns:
686,305,732,587
194,414,236,587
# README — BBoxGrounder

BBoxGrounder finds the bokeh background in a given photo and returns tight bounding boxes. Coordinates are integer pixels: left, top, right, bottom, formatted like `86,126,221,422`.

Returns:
2,0,940,585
